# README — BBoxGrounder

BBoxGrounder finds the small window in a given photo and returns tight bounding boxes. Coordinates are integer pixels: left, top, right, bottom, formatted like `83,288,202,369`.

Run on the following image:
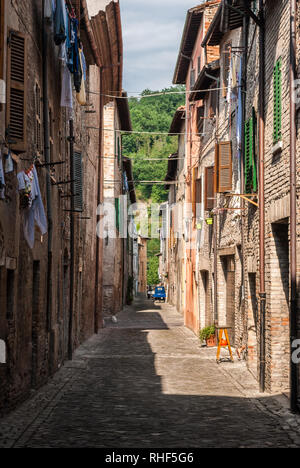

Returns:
204,166,215,211
273,57,282,144
209,87,218,118
196,105,205,134
197,56,201,76
115,197,120,231
190,69,195,89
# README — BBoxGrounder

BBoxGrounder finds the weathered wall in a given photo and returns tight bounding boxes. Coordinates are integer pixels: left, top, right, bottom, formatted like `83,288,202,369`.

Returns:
0,0,101,413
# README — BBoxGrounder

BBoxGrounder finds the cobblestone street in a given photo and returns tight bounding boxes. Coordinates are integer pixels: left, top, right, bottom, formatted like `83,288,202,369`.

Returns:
0,297,300,448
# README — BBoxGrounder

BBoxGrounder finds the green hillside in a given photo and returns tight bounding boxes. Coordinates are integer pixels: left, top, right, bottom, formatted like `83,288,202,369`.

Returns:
123,86,185,286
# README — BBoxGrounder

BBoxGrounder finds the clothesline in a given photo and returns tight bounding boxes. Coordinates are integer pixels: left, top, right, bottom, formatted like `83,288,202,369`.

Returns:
87,127,209,137
88,86,243,100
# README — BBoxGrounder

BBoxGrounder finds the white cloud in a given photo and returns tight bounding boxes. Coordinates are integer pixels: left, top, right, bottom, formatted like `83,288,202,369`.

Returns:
120,0,194,92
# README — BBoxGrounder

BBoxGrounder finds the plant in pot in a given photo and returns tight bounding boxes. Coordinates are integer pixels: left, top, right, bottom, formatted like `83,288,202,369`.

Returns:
199,325,216,347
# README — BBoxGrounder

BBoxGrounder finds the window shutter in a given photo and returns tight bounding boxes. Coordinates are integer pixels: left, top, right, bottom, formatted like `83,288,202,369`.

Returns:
273,58,282,144
215,141,232,193
244,109,258,194
6,30,27,151
115,198,120,231
197,105,204,134
205,166,215,211
195,177,202,218
72,152,83,212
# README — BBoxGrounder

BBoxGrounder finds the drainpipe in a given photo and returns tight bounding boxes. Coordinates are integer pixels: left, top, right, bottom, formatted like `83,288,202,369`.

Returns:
42,1,53,334
258,0,266,393
290,0,298,414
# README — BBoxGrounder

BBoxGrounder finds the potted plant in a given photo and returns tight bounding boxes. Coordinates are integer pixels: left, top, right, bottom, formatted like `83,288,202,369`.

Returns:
199,325,216,347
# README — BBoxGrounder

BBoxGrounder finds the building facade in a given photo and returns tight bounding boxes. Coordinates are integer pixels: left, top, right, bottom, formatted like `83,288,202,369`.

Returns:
0,0,129,414
165,0,300,410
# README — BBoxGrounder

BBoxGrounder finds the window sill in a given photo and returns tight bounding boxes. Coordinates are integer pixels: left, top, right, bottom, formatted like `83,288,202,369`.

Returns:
272,140,283,155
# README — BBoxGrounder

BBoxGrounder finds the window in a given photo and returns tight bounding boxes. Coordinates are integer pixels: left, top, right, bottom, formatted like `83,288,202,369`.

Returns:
273,57,282,144
72,152,83,212
6,30,27,151
204,166,215,211
222,42,231,98
190,69,195,89
197,56,201,76
115,197,120,231
214,141,232,193
192,167,197,218
245,109,258,194
209,87,218,118
34,82,42,154
196,105,205,134
196,177,202,218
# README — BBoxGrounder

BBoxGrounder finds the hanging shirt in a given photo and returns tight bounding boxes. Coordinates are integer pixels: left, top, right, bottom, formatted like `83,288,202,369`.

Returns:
54,0,67,45
18,165,47,249
44,0,53,20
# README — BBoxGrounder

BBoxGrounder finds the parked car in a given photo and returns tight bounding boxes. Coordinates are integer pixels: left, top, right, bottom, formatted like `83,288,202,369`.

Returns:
152,286,166,302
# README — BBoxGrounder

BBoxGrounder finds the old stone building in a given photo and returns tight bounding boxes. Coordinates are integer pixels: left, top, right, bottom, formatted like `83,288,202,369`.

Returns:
0,0,131,414
165,0,300,411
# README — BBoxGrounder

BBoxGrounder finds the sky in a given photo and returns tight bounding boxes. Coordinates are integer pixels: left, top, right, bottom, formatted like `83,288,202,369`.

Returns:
120,0,200,94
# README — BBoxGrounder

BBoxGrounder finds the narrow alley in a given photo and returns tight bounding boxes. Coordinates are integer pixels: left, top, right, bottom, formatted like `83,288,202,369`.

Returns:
0,296,299,448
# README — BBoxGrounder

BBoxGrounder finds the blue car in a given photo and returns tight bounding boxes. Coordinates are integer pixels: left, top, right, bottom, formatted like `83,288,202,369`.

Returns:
153,287,166,302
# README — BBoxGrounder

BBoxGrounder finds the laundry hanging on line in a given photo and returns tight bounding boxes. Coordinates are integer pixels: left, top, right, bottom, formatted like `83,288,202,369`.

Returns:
17,165,48,249
55,0,87,108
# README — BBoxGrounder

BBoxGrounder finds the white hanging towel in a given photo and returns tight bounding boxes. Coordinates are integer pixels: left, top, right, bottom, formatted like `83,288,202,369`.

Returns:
61,63,73,109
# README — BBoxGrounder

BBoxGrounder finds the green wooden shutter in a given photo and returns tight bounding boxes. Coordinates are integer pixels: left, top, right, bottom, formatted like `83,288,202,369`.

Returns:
115,198,120,231
273,58,282,144
244,108,257,194
73,152,83,212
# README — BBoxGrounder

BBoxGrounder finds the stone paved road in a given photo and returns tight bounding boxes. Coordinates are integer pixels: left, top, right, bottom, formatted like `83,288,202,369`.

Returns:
0,297,300,448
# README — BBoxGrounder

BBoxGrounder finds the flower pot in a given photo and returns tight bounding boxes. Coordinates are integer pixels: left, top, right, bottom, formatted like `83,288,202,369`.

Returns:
206,335,217,347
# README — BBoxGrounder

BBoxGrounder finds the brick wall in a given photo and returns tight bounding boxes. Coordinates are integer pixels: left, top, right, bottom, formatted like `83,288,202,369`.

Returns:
0,0,103,414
